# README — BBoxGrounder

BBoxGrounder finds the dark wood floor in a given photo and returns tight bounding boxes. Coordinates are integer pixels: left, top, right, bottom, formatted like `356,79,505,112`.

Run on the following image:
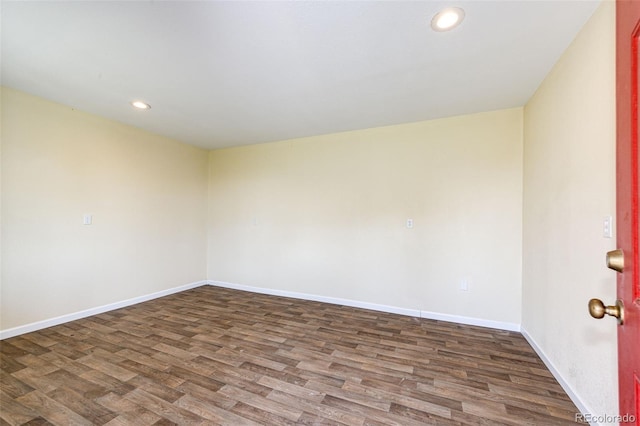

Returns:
1,286,580,425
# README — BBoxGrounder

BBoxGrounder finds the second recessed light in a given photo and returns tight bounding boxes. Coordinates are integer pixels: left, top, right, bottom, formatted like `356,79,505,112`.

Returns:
131,100,151,110
431,7,465,32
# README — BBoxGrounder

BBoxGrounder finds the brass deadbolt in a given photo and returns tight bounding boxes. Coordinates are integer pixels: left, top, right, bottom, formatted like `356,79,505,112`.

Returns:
606,249,624,273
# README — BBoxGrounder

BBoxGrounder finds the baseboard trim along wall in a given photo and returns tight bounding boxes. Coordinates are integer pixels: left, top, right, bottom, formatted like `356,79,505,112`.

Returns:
208,280,422,317
208,280,521,332
419,309,520,332
521,327,595,425
1,279,520,340
0,280,208,340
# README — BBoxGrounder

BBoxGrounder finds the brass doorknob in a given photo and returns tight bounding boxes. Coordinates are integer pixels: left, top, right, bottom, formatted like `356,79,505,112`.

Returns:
588,298,624,324
606,249,624,272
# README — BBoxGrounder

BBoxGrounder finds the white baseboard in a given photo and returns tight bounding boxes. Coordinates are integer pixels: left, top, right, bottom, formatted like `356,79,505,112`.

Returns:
207,280,422,317
0,280,208,340
419,309,521,332
2,279,519,340
208,280,520,332
521,327,597,425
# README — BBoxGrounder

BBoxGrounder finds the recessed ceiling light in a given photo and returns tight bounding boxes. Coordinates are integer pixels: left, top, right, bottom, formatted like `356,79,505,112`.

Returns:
131,100,151,110
431,7,465,32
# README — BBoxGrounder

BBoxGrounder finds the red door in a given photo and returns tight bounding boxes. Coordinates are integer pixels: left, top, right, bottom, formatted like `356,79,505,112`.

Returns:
617,0,640,422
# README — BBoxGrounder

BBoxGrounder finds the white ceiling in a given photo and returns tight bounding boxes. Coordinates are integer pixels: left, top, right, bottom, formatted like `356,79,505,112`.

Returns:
1,0,601,150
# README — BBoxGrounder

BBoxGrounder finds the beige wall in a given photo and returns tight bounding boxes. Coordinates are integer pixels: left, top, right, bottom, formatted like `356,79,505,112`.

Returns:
208,108,524,326
1,87,209,331
522,1,617,418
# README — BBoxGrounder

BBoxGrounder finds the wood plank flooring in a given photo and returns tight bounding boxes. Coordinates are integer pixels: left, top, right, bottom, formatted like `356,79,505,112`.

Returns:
1,286,581,425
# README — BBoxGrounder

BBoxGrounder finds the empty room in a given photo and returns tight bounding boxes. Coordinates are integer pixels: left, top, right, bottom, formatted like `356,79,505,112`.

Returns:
2,0,638,425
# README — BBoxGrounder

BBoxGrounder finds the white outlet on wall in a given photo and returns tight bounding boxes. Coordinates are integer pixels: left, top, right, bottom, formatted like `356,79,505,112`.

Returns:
406,218,413,229
460,278,470,292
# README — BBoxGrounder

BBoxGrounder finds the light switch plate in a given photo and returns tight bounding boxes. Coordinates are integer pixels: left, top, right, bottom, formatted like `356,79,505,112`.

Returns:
603,215,613,238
